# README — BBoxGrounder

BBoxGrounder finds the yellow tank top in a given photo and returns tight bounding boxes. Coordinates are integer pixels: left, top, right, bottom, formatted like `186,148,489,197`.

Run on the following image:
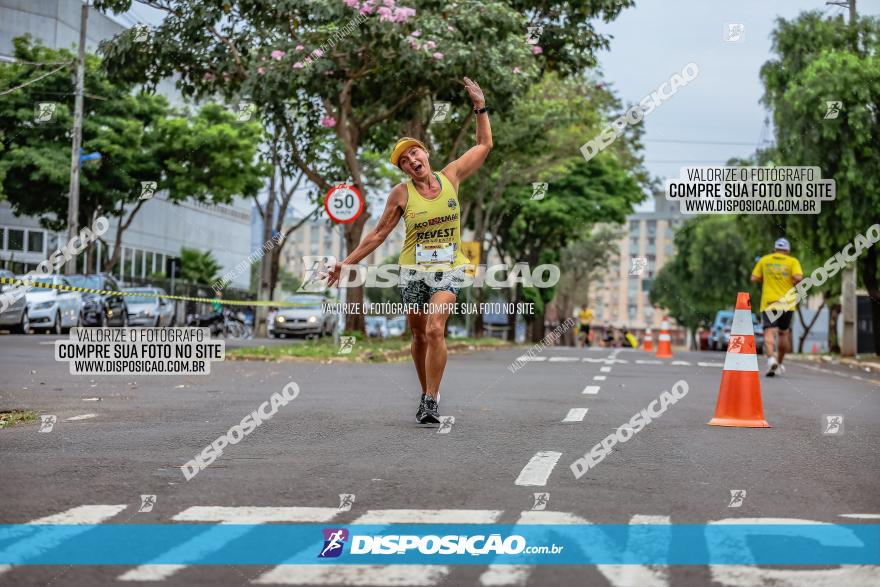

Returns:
399,171,470,271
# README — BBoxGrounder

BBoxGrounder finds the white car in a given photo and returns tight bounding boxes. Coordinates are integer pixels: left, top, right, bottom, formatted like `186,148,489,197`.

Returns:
0,269,29,333
19,274,82,334
123,287,176,327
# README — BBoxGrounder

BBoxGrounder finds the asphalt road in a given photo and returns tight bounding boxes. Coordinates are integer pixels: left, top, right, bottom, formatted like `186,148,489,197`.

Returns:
1,333,878,586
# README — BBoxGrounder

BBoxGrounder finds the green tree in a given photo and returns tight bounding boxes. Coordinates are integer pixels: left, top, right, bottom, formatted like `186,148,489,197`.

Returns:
94,0,632,333
650,216,761,345
553,226,621,345
759,11,880,353
497,152,644,341
0,37,267,273
180,247,221,285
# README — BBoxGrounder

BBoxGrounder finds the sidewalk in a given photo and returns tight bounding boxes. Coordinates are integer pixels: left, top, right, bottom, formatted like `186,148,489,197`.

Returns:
787,353,880,374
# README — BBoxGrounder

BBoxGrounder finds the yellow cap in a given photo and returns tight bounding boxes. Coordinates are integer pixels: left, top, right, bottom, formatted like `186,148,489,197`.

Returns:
390,137,429,166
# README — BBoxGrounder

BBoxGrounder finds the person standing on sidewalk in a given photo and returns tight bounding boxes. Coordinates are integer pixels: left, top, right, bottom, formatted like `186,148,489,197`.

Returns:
751,237,804,377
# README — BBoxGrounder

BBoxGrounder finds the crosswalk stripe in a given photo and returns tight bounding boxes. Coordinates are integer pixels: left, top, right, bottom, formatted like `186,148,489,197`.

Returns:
582,385,600,395
172,506,340,523
0,505,127,577
254,564,448,585
118,507,341,582
562,408,588,422
254,509,503,585
514,451,562,487
593,375,606,381
352,509,502,524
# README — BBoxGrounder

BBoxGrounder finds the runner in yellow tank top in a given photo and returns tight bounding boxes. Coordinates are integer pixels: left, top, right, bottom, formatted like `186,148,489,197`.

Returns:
327,77,493,424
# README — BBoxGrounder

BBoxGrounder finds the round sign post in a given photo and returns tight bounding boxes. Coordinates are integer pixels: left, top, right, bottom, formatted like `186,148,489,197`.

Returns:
324,183,364,345
324,183,364,225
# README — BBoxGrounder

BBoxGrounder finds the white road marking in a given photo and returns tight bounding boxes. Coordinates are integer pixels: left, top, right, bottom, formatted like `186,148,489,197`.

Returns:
255,565,448,585
65,413,96,421
548,357,580,362
479,512,670,586
255,509,503,585
600,366,612,373
840,513,880,519
352,509,501,524
593,375,607,381
708,517,879,586
517,356,546,362
514,451,562,487
172,506,340,523
562,408,588,422
119,507,340,582
636,359,662,365
697,362,724,368
0,505,127,576
671,360,691,366
582,385,600,395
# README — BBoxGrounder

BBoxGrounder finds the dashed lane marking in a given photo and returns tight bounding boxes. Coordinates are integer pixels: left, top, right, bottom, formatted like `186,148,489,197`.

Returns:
593,375,606,381
582,385,600,395
514,451,562,487
562,408,588,422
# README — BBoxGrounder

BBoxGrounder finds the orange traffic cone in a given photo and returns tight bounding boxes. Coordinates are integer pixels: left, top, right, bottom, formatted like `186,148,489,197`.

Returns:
643,328,654,352
655,319,673,359
812,343,818,353
708,292,770,428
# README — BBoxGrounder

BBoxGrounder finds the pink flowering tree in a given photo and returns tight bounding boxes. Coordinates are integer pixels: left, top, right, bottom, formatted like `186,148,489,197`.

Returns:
95,0,630,332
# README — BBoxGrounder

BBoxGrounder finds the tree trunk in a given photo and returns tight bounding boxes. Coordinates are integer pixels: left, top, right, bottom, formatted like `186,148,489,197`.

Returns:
796,301,824,353
506,284,518,342
255,168,277,338
828,298,842,354
343,213,368,334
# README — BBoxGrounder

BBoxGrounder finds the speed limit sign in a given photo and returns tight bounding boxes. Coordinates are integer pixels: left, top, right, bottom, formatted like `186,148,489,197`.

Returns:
324,183,364,224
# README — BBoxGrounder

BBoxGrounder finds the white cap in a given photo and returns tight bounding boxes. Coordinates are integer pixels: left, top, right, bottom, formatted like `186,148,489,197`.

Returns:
774,237,791,251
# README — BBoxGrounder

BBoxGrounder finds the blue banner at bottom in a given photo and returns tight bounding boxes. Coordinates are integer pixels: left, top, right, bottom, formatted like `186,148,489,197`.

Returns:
0,524,877,565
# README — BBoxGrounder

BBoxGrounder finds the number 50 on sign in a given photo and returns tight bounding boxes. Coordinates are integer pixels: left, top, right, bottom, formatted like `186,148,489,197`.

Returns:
324,183,364,224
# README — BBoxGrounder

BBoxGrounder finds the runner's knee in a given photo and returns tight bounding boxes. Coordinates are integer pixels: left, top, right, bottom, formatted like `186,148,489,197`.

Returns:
426,323,445,342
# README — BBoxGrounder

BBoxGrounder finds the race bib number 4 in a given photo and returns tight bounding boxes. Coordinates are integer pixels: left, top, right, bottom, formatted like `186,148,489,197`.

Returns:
416,243,454,264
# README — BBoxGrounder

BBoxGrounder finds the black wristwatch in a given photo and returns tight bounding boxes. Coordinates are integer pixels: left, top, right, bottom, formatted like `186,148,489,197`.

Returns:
474,106,489,114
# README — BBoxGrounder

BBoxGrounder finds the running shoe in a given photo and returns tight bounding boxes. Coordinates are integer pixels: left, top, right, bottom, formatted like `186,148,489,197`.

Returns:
777,363,786,376
419,395,441,424
416,394,427,423
766,356,778,377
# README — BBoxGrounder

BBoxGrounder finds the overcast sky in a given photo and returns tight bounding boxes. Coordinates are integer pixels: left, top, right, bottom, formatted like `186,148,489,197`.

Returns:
593,0,880,211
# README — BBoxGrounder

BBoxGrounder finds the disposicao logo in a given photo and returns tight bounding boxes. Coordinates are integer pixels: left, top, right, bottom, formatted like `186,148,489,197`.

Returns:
318,528,348,558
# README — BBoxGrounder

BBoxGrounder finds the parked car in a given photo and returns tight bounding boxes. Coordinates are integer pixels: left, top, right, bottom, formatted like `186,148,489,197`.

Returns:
269,295,335,338
387,315,406,337
123,287,175,327
0,269,30,333
709,310,764,354
365,316,388,338
18,274,82,334
67,274,128,327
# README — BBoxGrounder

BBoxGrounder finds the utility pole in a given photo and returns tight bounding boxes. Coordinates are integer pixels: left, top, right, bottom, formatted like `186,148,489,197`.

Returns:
65,0,89,275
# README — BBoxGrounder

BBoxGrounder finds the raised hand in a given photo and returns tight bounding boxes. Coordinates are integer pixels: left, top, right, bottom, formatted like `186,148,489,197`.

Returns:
463,77,485,109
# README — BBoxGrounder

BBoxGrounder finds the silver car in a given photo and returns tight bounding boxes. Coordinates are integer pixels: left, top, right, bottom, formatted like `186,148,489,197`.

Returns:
0,269,30,333
18,274,82,334
269,295,336,338
123,287,176,327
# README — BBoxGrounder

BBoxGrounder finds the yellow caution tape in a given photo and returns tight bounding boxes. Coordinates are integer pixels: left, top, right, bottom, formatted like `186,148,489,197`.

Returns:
0,277,325,308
